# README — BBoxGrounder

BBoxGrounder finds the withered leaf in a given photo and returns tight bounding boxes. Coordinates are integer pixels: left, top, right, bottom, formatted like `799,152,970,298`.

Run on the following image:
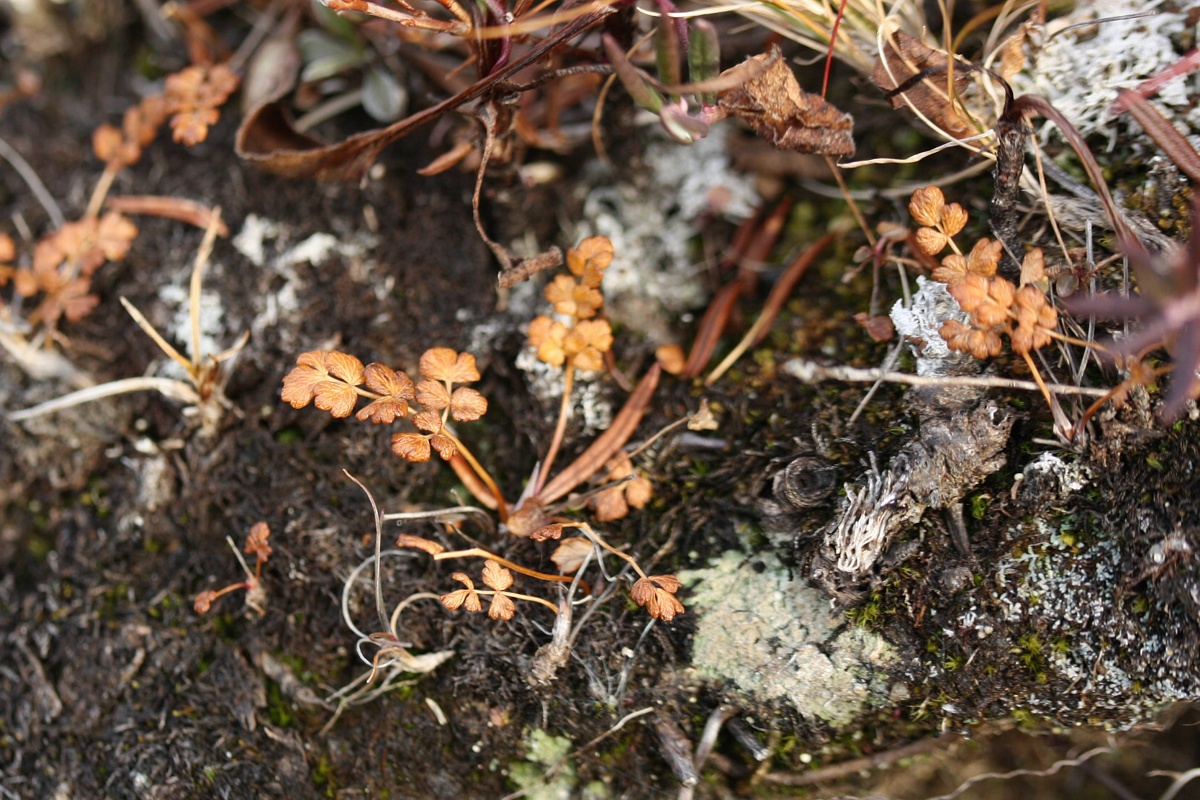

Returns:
235,5,617,181
419,348,480,384
312,380,359,418
481,559,513,592
870,31,973,139
550,537,593,574
243,521,272,564
449,387,487,422
442,573,482,612
487,593,515,621
429,433,458,461
630,575,684,622
396,533,446,555
717,46,855,157
392,432,432,462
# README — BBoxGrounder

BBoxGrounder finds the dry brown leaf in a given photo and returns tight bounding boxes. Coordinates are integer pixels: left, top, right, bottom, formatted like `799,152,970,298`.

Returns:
391,432,432,462
908,185,944,228
1020,247,1046,288
323,351,365,386
442,573,482,612
655,344,686,375
854,312,896,343
870,30,973,139
449,387,487,421
481,559,513,592
312,380,359,418
396,533,446,555
717,46,855,156
529,523,564,542
630,575,684,622
429,433,458,460
550,537,593,574
940,203,968,237
419,348,481,383
914,227,948,256
243,521,272,564
281,350,330,408
193,589,217,614
487,593,515,621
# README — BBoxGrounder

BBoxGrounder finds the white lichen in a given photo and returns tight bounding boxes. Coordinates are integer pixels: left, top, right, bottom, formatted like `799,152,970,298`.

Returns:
1012,0,1200,140
680,551,896,727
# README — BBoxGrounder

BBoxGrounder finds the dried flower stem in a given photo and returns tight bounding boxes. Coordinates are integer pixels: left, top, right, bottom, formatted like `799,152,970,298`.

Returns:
433,547,574,584
533,366,575,497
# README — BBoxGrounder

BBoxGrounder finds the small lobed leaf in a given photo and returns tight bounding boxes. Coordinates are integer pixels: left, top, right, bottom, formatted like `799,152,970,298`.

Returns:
419,347,480,383
481,559,513,592
193,589,218,614
530,523,564,542
244,521,272,563
909,186,945,228
312,380,359,418
429,433,458,460
592,486,630,522
940,203,968,237
415,379,451,412
391,432,431,462
965,238,1002,277
655,344,686,375
487,593,515,621
914,227,948,256
550,537,593,574
323,351,365,385
441,587,481,613
448,387,487,422
411,409,443,433
567,236,614,284
281,352,330,408
363,362,415,399
356,396,409,424
631,575,685,621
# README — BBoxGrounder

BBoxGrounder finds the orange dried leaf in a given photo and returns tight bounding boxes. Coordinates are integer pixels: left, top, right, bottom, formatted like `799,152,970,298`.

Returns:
281,353,330,408
940,203,968,237
312,380,359,418
419,347,480,383
323,351,365,386
551,537,593,574
1020,248,1046,287
243,521,272,563
530,523,564,542
631,575,684,622
488,593,515,621
356,396,409,424
914,227,948,256
415,379,451,411
396,533,446,555
567,236,614,284
411,409,444,433
193,589,218,614
908,186,945,228
449,387,487,422
932,254,968,284
363,363,415,399
481,559,513,591
966,238,1002,277
392,432,432,462
429,433,458,460
592,486,630,521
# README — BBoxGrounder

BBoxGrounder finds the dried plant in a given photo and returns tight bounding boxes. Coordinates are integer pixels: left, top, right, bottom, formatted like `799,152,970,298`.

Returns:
193,522,272,616
9,210,248,436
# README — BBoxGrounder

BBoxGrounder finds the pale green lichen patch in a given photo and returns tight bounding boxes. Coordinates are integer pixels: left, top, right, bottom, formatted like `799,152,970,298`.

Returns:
680,551,897,728
507,729,610,800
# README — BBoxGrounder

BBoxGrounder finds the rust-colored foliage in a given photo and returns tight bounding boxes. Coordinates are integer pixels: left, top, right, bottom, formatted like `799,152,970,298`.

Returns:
630,575,685,622
718,47,855,156
870,30,973,138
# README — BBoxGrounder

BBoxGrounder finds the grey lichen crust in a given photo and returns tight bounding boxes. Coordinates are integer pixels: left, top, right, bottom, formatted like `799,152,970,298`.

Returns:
680,550,899,728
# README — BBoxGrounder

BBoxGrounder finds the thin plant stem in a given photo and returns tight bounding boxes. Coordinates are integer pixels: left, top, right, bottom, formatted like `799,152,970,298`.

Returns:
448,435,508,520
475,589,559,614
343,470,391,635
569,523,647,580
434,547,573,583
85,165,119,220
534,365,575,496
